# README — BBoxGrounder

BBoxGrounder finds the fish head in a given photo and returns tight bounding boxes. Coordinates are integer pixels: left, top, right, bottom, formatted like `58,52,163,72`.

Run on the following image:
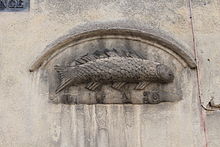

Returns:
156,64,174,83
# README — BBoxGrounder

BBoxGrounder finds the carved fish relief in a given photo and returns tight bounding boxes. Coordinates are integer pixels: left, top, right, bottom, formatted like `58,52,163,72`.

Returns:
54,49,174,93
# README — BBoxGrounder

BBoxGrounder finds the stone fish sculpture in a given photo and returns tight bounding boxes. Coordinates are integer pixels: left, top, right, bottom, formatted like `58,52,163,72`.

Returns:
54,48,174,94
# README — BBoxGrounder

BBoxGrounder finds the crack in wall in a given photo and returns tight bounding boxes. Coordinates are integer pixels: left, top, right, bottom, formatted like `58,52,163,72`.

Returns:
188,0,208,146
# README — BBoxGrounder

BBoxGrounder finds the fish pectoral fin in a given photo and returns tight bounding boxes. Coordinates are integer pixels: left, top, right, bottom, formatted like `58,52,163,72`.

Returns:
135,82,150,90
112,82,126,90
86,82,102,91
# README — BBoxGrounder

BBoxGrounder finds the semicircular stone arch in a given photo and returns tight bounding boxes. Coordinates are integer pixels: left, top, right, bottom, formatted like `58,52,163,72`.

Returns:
30,21,196,71
30,21,197,104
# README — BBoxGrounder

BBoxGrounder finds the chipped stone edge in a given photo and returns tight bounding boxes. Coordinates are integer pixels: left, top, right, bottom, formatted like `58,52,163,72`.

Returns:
29,20,196,72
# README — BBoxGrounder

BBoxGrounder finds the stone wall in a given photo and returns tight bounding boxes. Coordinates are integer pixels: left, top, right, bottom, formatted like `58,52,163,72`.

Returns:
0,0,219,146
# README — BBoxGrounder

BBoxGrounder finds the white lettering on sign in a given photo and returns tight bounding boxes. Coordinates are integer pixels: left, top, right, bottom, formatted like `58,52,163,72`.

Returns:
0,0,29,11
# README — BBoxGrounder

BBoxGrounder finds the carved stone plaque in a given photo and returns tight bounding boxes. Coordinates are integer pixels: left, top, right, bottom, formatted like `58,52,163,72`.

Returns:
46,39,184,104
0,0,29,12
51,48,178,104
31,26,195,104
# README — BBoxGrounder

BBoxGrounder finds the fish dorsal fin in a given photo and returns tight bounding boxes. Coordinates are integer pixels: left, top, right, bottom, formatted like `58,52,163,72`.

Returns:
75,54,98,65
121,49,146,59
74,48,118,65
104,48,120,57
93,48,145,59
93,49,109,58
75,48,145,65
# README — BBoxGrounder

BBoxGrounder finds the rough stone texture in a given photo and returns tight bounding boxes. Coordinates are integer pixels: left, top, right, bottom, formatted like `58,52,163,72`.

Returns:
48,40,181,104
192,0,220,146
0,0,214,146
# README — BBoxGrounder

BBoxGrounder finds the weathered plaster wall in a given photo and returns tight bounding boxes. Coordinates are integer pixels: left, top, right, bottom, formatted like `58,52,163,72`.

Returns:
0,0,217,146
191,0,220,146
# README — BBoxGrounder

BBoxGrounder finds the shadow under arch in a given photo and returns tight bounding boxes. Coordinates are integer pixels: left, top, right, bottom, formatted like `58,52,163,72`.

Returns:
30,20,196,72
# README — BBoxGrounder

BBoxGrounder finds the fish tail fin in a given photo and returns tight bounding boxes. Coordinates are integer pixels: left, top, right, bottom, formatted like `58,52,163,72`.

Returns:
54,65,72,94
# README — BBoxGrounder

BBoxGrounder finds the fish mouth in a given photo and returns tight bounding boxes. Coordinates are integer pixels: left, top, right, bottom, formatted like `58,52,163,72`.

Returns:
156,64,174,82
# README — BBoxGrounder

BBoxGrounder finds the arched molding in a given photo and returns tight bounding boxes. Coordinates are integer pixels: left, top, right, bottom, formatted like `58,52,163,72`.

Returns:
30,20,196,72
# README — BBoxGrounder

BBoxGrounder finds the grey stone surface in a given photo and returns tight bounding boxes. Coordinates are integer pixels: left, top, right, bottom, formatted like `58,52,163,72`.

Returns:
48,40,180,104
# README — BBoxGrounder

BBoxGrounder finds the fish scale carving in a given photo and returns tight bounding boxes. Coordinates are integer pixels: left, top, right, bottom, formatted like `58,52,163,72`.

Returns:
54,48,174,93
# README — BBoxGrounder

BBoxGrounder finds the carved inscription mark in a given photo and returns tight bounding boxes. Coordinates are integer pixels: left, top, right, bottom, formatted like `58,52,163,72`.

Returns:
0,0,29,11
143,90,181,104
